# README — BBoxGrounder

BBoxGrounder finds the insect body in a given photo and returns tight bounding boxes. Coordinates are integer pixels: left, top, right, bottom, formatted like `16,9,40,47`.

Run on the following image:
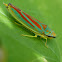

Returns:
4,3,56,47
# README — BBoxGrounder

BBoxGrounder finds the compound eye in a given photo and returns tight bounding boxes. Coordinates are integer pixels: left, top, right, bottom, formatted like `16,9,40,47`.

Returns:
8,3,12,6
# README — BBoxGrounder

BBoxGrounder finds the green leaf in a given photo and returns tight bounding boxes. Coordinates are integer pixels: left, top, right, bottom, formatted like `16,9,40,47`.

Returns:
0,0,61,62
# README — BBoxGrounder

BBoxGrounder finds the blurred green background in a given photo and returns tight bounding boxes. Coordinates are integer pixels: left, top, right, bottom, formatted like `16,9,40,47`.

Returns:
0,0,62,62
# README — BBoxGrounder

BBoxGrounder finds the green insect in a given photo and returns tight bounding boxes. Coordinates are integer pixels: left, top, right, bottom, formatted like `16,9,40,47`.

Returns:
4,3,56,47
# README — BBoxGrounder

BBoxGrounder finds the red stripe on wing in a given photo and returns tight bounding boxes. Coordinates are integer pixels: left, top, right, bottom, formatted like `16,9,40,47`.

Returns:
11,6,34,27
23,12,42,30
23,12,43,23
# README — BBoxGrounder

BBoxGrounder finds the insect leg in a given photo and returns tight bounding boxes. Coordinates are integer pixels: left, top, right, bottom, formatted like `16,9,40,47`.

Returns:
21,34,37,37
45,38,48,48
14,22,21,26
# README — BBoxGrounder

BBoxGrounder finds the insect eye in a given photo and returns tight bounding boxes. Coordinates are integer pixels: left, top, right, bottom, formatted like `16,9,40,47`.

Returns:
8,3,12,6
